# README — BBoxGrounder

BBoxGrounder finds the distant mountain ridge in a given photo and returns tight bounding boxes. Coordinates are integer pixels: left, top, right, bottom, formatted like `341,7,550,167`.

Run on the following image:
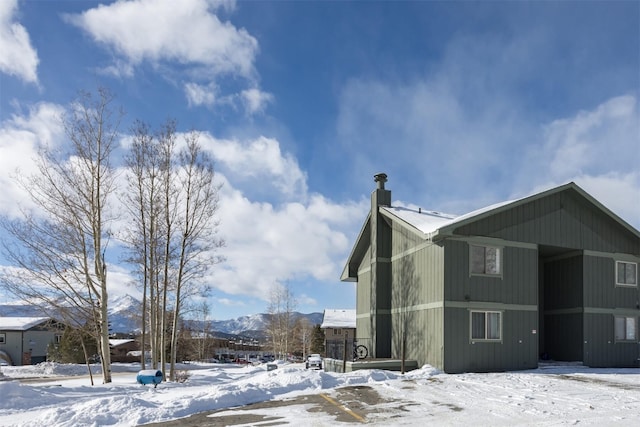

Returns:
0,295,324,339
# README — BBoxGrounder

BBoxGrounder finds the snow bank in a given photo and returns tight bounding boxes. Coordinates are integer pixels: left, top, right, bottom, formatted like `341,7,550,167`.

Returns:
1,362,639,426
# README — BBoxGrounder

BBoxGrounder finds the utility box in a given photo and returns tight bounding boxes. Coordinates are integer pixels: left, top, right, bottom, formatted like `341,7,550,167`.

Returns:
136,369,163,387
266,363,277,371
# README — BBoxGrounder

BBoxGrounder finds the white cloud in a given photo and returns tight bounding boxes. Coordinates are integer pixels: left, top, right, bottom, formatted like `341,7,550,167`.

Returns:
65,0,271,115
240,88,274,114
0,0,39,84
185,82,218,107
184,133,367,302
522,95,640,228
542,95,638,181
97,60,135,79
334,28,639,231
202,134,308,199
114,129,364,305
0,102,65,218
297,293,318,306
216,297,246,307
211,182,367,300
65,0,258,79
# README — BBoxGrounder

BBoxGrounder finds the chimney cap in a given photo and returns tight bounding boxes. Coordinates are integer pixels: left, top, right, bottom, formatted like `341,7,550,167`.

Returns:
373,173,388,189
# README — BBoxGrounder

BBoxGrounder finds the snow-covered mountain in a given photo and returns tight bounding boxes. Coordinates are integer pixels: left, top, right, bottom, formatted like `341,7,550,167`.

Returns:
0,295,324,339
208,312,324,335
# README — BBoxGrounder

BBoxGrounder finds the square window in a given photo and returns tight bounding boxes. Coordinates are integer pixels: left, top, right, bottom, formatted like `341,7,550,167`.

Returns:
470,245,502,276
616,261,637,286
470,311,502,341
615,316,637,341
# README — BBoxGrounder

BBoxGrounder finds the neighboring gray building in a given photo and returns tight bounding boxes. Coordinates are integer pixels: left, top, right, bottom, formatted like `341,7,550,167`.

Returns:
321,309,356,360
0,317,63,366
341,174,640,373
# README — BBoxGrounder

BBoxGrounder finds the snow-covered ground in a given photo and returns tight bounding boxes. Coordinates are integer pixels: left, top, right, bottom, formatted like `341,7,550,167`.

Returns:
1,361,639,426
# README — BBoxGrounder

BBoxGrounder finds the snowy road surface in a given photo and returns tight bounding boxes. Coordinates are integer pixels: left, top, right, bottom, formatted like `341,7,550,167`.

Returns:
1,361,639,426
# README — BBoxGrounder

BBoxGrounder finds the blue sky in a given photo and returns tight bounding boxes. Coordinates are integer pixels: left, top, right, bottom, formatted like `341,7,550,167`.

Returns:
1,0,638,320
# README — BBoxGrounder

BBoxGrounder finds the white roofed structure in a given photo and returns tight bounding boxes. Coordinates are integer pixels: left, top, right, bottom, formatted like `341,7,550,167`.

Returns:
0,316,62,366
321,309,357,361
321,309,356,329
0,317,50,331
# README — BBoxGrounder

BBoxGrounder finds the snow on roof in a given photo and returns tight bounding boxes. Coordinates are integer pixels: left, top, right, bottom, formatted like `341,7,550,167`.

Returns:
0,317,50,331
109,339,135,347
321,309,356,329
380,206,458,234
381,197,521,235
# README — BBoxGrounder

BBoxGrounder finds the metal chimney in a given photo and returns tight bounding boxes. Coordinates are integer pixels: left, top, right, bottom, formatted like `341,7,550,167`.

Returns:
374,173,388,190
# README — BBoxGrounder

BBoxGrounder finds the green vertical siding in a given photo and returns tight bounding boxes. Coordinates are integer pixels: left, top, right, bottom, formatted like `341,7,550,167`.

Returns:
442,239,539,373
584,313,640,367
443,308,538,373
356,247,372,349
389,222,445,370
444,240,538,305
454,190,638,254
582,254,640,366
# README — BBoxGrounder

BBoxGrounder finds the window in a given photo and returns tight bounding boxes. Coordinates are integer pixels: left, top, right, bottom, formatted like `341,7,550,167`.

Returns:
615,316,637,341
333,328,342,335
0,333,5,344
55,334,62,344
470,311,502,341
616,261,637,286
470,245,502,275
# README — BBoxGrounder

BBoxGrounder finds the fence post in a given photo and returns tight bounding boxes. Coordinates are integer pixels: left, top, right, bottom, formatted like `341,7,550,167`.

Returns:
342,331,348,373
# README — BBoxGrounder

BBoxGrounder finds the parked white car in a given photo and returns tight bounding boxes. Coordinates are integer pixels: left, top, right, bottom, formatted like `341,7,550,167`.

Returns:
305,354,322,370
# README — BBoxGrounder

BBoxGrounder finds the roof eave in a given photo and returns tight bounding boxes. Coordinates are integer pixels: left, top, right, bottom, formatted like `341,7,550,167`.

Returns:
340,212,372,282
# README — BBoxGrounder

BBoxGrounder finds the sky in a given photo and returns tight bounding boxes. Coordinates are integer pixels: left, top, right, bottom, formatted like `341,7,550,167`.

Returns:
0,0,639,320
2,361,640,425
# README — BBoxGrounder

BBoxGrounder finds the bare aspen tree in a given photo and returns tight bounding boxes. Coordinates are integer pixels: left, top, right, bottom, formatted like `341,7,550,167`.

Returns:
123,122,222,381
266,284,297,360
295,317,313,361
158,121,178,377
122,120,165,370
0,87,120,384
168,131,223,381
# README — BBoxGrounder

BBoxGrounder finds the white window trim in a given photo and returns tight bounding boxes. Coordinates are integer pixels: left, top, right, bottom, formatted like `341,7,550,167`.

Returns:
469,310,503,342
614,315,638,342
615,261,638,287
469,244,503,278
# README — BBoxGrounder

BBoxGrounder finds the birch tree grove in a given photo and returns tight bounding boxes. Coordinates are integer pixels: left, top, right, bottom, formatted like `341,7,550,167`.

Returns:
122,120,164,370
0,87,120,384
266,284,298,360
123,121,223,381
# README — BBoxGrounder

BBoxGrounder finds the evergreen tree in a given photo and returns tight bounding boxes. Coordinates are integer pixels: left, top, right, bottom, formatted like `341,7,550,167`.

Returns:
310,324,325,355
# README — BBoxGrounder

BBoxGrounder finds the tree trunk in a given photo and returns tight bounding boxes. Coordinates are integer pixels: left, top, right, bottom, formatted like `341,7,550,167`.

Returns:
80,334,94,386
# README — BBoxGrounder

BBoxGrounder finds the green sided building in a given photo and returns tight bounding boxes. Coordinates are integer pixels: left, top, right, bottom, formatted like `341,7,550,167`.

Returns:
341,174,640,373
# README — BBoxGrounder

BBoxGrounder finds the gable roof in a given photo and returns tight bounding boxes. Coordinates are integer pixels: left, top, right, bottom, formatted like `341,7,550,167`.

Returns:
0,317,50,331
382,182,640,241
321,309,356,329
342,182,639,282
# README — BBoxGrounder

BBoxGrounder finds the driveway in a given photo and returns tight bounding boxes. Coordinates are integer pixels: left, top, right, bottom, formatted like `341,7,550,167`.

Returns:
142,384,400,426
